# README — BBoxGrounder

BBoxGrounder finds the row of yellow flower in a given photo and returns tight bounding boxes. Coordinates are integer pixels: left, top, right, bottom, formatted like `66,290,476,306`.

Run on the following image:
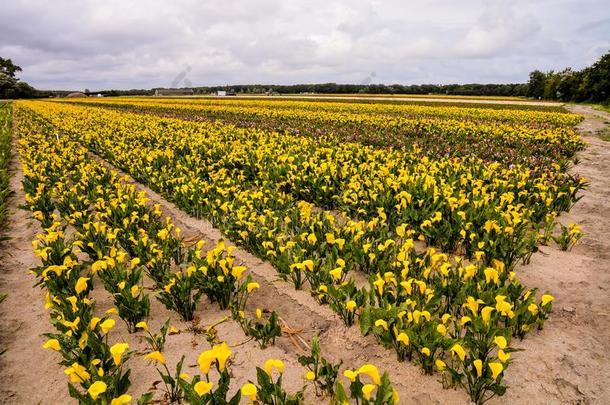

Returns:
59,96,585,168
69,95,582,127
0,102,11,235
26,101,585,269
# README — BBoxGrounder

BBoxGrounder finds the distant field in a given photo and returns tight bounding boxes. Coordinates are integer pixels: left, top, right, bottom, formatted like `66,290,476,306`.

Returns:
147,93,563,111
277,93,531,101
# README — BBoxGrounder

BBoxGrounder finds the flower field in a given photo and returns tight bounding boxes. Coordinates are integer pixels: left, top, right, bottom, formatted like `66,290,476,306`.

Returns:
8,97,589,404
64,97,584,167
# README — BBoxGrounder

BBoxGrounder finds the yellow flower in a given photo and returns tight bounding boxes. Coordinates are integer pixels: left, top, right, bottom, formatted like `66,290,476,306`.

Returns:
541,294,554,306
144,351,166,365
374,319,388,331
421,347,431,356
213,342,231,371
460,316,472,326
528,303,538,315
484,268,499,284
241,383,257,400
256,308,263,319
43,338,61,351
117,281,126,290
110,394,132,405
67,296,78,312
136,321,149,332
44,292,53,310
168,326,179,334
110,342,129,365
357,364,380,385
494,336,507,349
90,317,101,330
481,306,494,325
329,267,343,281
87,381,107,400
231,265,247,279
198,349,216,374
392,388,400,404
194,381,214,396
451,344,466,362
346,300,357,312
302,259,314,271
65,363,90,383
100,318,115,335
396,332,409,345
91,260,107,273
498,349,511,363
264,359,285,377
435,359,446,371
344,369,358,382
464,296,483,314
307,233,317,244
247,282,260,293
473,359,483,377
489,362,503,380
362,384,377,400
306,371,316,381
436,324,447,336
130,285,139,298
78,333,88,349
75,277,89,294
157,229,169,240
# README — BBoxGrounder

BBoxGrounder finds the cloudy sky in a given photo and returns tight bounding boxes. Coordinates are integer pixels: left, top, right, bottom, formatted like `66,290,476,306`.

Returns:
1,0,608,90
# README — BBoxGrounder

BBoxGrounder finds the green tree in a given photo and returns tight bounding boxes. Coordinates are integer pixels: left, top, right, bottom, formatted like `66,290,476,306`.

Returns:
526,70,547,99
0,57,22,78
0,56,42,99
586,52,610,102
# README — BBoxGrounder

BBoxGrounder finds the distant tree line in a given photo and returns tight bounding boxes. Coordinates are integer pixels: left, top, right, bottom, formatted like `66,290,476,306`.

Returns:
526,50,609,103
185,83,528,97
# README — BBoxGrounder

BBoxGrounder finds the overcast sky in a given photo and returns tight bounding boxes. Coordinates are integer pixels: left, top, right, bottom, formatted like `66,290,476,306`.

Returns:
1,0,608,90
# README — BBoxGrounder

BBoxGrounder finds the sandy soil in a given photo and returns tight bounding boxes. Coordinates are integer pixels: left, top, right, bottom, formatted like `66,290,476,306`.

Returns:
0,105,608,404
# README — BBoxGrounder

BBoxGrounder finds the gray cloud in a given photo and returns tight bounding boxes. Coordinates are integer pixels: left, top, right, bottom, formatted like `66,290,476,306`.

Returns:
0,0,608,90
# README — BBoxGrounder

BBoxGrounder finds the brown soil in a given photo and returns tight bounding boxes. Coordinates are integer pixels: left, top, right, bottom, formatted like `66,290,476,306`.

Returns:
0,105,609,404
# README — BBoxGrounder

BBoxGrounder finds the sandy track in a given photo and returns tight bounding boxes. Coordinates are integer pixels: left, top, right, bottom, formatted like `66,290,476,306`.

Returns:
0,105,608,404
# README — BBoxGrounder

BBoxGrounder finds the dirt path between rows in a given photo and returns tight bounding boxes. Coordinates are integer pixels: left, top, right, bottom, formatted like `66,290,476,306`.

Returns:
0,105,608,404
